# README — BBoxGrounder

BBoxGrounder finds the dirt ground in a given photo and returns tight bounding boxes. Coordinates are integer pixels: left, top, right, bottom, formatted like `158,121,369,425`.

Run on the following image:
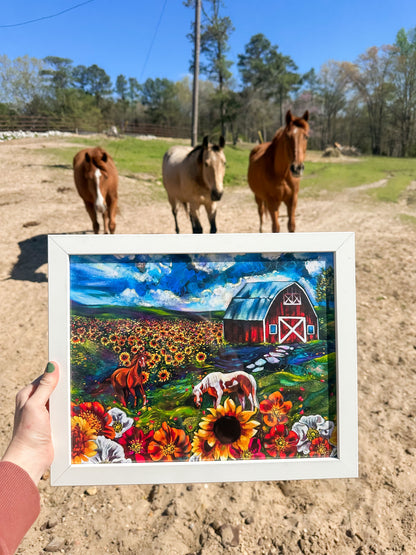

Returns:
0,136,415,554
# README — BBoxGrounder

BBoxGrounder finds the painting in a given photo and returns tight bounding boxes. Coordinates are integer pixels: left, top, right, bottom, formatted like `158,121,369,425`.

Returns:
49,233,358,485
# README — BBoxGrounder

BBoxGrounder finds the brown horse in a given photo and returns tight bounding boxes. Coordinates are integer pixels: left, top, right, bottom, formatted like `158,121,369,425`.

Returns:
162,136,226,233
73,147,118,234
111,353,148,408
248,110,309,233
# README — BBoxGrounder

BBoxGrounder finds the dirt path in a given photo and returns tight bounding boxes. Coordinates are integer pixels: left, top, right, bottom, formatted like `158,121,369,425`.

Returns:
1,137,415,555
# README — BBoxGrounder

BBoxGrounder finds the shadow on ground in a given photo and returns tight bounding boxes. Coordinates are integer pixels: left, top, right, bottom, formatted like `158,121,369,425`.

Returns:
8,231,88,282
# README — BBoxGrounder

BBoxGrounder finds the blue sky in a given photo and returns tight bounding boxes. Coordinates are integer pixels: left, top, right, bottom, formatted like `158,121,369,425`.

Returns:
2,0,416,85
69,253,333,311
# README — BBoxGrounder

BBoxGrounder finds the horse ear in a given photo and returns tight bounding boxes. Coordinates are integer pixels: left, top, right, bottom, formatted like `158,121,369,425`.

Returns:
302,110,309,122
85,152,90,163
285,110,293,126
202,136,209,149
101,152,108,163
219,136,225,149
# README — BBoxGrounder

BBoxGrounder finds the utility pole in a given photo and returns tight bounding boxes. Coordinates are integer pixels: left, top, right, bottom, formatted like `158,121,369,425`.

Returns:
191,0,201,146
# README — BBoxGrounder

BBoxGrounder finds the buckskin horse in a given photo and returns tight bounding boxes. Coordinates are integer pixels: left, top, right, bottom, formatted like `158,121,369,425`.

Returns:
111,353,148,408
73,147,118,234
162,136,226,233
248,110,309,233
193,371,259,411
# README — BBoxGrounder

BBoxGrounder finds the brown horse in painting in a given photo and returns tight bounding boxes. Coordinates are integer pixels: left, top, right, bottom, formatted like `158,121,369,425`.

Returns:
248,110,309,233
111,353,148,408
73,147,118,234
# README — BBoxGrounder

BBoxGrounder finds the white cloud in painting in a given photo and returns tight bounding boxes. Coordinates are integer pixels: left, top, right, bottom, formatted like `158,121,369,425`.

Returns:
133,262,172,284
118,288,141,304
305,260,325,276
145,288,182,309
299,277,316,304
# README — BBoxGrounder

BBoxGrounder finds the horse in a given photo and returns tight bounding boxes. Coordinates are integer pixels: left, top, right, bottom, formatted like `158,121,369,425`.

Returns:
162,136,226,234
193,371,259,411
73,147,118,234
248,110,309,233
110,353,148,408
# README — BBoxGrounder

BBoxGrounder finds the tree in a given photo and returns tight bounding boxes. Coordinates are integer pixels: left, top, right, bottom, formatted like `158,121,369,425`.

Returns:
140,78,182,125
127,78,141,103
389,27,416,156
115,74,128,100
238,33,301,128
41,56,73,91
316,267,334,311
344,46,394,155
0,55,45,109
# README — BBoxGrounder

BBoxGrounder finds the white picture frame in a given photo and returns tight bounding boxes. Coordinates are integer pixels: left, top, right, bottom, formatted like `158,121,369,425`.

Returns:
49,232,358,486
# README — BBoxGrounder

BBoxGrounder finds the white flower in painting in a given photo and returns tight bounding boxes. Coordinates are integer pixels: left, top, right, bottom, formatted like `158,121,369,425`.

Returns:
291,415,335,455
108,407,134,438
86,436,131,464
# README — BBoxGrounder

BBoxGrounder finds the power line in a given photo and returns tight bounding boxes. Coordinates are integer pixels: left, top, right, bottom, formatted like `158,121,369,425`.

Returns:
0,0,96,29
139,0,168,82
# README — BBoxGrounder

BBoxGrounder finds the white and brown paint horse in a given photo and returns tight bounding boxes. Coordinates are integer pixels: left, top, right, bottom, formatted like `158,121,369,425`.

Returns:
73,147,118,234
162,136,226,233
193,371,259,411
248,110,309,233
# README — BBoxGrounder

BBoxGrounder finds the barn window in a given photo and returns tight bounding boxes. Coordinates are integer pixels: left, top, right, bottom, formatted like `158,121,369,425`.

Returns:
307,325,315,335
283,292,301,305
269,324,278,335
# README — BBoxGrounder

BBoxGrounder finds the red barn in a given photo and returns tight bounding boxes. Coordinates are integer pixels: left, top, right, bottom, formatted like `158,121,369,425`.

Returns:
223,281,319,345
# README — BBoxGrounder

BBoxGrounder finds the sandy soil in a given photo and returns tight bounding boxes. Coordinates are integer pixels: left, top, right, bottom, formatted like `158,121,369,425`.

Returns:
1,136,415,555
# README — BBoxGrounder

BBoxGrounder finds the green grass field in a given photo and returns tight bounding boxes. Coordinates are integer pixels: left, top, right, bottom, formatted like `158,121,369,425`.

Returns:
46,136,416,203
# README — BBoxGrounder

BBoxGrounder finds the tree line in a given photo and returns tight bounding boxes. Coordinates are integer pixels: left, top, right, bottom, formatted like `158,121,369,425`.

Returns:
1,0,416,156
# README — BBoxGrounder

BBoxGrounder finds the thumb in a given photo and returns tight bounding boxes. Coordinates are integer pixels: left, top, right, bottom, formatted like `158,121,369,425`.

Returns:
33,361,60,406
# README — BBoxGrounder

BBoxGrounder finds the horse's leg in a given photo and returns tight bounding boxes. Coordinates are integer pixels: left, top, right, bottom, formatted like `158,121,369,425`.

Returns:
168,196,180,234
84,201,99,234
107,196,117,234
102,210,109,234
255,196,265,233
266,199,280,233
189,204,203,234
286,193,298,233
204,201,217,234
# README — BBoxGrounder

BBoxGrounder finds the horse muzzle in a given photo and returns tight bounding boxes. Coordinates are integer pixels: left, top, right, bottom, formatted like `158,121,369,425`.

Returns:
290,163,304,178
211,190,223,202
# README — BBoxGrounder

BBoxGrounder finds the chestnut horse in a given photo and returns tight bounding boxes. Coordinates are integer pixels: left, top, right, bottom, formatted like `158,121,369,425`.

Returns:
162,136,226,233
73,147,118,234
111,353,148,408
248,110,309,233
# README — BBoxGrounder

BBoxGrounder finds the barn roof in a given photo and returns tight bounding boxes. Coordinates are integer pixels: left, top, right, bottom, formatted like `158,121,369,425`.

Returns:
224,281,296,321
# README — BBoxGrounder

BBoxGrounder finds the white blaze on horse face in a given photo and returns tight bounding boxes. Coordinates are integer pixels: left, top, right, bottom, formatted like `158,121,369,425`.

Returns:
203,150,225,200
94,169,106,213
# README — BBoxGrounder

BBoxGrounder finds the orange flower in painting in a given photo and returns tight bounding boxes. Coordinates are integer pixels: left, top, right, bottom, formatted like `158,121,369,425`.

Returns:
148,422,191,462
197,398,260,461
174,352,185,364
119,352,131,365
71,416,97,463
259,391,292,427
72,401,115,439
141,370,150,384
158,369,170,382
196,352,206,363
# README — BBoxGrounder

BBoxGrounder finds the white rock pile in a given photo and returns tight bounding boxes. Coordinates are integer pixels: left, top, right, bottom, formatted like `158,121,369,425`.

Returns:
0,130,73,142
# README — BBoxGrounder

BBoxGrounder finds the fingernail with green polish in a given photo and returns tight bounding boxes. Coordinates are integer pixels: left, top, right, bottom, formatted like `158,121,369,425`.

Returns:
45,362,55,373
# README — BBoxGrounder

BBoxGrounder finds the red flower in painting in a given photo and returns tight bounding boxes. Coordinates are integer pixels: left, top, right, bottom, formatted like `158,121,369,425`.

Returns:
264,425,298,458
229,437,266,460
309,437,333,458
119,427,154,462
259,391,292,427
148,422,192,462
71,401,115,439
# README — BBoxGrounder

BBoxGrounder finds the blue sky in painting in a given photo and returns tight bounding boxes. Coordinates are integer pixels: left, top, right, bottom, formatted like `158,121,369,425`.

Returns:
70,252,333,312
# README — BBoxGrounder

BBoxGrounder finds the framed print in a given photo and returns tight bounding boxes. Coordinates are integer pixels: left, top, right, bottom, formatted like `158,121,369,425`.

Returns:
49,232,358,486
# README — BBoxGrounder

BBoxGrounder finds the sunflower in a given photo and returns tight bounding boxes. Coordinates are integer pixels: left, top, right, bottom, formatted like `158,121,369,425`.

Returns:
113,345,121,354
119,352,131,365
148,422,192,461
158,369,170,382
100,336,109,346
141,370,150,384
191,432,217,461
71,416,97,463
259,391,292,427
196,398,260,460
174,352,185,364
195,352,207,363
